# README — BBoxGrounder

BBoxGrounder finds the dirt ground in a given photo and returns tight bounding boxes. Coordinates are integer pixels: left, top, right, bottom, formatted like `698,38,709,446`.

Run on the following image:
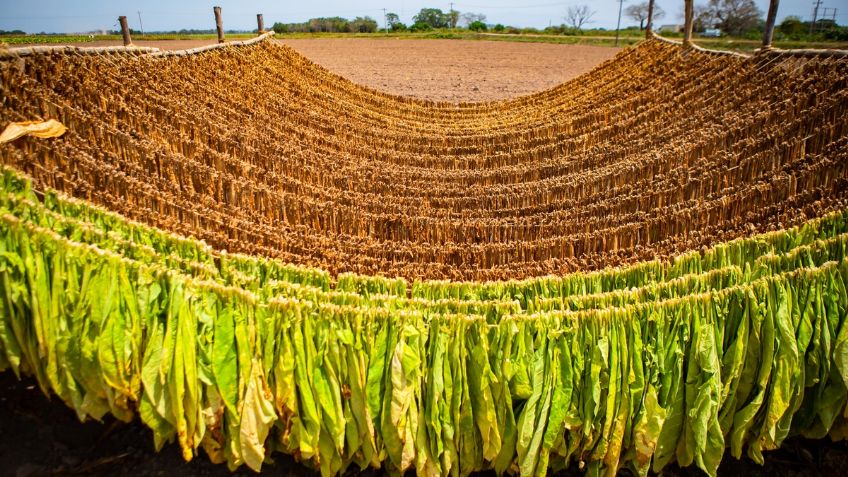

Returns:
3,372,847,477
11,38,619,102
277,39,620,102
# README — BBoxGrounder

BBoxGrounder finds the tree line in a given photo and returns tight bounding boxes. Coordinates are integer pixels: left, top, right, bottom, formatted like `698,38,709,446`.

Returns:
271,8,494,35
269,3,846,40
573,0,845,40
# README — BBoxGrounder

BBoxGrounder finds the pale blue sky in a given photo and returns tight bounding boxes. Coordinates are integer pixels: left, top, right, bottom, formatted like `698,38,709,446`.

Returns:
0,0,844,34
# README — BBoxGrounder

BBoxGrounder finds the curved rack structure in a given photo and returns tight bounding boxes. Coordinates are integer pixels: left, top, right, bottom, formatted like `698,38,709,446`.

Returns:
0,33,847,477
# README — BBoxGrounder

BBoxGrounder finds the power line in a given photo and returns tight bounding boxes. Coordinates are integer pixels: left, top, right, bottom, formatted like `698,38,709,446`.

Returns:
821,7,837,23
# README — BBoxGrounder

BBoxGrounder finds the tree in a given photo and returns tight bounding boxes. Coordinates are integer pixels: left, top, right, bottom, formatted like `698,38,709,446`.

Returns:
448,10,459,29
693,4,714,31
625,2,665,30
468,20,487,32
306,17,350,33
695,0,762,36
565,5,596,31
413,8,450,28
410,21,433,32
462,12,487,27
386,12,400,28
778,15,805,36
350,16,378,33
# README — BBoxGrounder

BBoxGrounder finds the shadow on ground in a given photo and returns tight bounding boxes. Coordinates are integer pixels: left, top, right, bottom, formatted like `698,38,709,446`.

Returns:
1,372,845,476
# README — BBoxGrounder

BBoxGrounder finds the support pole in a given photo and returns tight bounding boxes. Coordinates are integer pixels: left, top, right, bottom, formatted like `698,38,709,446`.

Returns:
646,0,656,38
614,0,624,47
214,6,225,44
118,16,132,46
683,0,694,47
257,14,265,34
762,0,779,48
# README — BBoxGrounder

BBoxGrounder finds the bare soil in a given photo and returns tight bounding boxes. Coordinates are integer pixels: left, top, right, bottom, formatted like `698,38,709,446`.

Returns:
278,39,620,102
12,38,619,103
2,372,847,477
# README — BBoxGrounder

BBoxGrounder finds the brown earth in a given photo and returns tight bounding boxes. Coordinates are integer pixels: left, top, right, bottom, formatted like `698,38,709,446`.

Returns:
3,372,847,477
278,39,620,102
12,38,620,102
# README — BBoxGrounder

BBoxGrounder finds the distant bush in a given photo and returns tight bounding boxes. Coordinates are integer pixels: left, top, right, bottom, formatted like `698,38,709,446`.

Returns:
273,17,351,33
824,26,848,41
543,24,580,36
350,17,379,33
308,17,350,33
468,21,487,32
390,22,408,32
410,21,433,32
493,24,505,32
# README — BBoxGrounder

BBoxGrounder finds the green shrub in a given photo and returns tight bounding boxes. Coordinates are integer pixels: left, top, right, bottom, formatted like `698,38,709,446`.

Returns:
410,21,433,32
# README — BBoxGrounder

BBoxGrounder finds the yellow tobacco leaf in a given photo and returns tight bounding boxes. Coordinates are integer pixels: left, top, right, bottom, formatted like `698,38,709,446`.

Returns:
0,119,67,143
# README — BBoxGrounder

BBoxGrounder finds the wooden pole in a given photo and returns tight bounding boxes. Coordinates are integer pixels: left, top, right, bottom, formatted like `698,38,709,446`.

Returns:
214,6,225,43
118,16,132,46
762,0,780,48
257,14,265,34
683,0,694,47
614,0,624,47
646,0,655,38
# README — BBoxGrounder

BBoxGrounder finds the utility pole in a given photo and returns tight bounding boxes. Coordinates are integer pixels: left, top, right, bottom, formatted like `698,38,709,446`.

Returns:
137,11,144,37
810,0,823,34
614,0,625,47
383,7,388,33
821,7,837,24
450,2,455,30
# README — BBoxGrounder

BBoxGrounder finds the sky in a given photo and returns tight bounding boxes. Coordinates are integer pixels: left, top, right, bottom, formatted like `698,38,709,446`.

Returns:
0,0,845,34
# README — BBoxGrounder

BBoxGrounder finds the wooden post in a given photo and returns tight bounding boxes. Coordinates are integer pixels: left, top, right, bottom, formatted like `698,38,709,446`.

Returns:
257,14,265,34
214,6,225,43
683,0,694,47
118,16,132,46
646,0,655,38
762,0,780,48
